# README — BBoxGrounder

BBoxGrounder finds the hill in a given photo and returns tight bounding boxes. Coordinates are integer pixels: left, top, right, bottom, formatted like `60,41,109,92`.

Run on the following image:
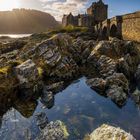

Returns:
0,9,60,34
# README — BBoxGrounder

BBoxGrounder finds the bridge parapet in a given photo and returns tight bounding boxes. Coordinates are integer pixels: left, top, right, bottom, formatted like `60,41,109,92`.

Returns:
94,11,140,42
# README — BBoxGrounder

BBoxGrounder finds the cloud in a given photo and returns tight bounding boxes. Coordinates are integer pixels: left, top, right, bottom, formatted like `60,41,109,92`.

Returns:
39,0,89,21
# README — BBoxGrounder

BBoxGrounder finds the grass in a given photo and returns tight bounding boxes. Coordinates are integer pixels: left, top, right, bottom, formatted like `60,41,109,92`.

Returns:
50,25,88,34
28,25,89,43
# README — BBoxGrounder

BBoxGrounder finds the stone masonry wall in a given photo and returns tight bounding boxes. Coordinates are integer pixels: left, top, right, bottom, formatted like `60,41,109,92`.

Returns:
122,11,140,42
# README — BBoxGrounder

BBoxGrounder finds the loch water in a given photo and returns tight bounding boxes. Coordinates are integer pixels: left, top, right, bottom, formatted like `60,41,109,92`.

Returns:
0,34,31,38
0,77,140,140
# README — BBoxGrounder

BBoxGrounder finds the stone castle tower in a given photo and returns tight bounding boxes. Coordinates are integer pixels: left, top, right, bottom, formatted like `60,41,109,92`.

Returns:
62,0,108,27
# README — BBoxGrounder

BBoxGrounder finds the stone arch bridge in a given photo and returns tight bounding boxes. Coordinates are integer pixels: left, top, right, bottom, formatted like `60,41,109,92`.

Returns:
95,11,140,42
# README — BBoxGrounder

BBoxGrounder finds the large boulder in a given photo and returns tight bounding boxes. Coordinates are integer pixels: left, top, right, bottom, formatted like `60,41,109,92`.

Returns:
34,34,79,79
87,73,128,106
15,59,42,98
105,73,128,106
85,124,136,140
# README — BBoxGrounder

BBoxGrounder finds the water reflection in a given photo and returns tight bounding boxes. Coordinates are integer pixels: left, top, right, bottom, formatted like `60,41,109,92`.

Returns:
0,77,140,139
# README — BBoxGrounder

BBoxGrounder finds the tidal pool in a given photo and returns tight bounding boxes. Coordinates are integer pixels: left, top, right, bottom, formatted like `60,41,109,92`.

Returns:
0,77,140,140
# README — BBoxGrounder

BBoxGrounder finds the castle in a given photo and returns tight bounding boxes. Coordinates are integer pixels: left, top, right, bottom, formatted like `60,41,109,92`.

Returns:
62,0,108,27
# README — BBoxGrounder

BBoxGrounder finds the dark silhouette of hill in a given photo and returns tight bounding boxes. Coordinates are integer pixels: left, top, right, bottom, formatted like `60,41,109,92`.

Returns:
0,9,60,34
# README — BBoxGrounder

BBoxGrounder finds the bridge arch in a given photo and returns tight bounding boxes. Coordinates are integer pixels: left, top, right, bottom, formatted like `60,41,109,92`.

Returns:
102,26,108,39
110,24,117,37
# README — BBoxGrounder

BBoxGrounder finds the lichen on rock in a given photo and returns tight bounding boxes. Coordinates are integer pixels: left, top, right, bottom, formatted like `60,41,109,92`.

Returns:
85,124,136,140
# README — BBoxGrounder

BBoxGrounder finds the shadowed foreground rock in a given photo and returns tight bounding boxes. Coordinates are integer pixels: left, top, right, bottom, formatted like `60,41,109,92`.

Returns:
85,124,136,140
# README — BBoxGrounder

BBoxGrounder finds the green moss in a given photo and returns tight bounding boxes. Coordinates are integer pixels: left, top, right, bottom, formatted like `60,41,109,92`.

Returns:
37,67,43,77
50,25,88,34
59,121,69,138
0,66,9,75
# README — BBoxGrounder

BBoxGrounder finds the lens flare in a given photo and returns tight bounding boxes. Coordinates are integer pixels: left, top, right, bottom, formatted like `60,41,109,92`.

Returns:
0,0,20,11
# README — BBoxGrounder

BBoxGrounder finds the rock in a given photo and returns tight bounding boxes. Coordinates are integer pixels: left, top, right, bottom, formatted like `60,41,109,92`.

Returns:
40,87,54,109
34,34,79,79
15,59,39,87
106,73,128,92
86,124,136,140
86,78,106,92
14,99,37,118
97,55,117,78
135,64,140,83
70,38,96,64
49,56,78,79
35,112,48,130
36,120,69,140
106,85,127,106
105,73,128,106
132,88,140,105
0,66,18,112
90,40,123,59
45,81,64,92
117,54,139,80
87,73,128,106
15,59,42,98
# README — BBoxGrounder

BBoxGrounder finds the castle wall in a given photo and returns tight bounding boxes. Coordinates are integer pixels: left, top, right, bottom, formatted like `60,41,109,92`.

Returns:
121,12,140,42
78,15,95,27
93,4,108,23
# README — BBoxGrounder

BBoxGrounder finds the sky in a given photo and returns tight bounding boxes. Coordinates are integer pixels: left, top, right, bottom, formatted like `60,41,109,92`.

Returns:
0,0,140,21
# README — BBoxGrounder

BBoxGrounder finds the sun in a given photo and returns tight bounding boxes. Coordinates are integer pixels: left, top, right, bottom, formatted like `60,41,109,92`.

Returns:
0,0,20,11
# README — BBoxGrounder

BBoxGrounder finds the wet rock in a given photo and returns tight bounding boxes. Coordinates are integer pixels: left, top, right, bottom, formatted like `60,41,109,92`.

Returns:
45,81,64,92
106,85,127,106
15,59,42,98
36,120,69,140
132,88,140,105
106,73,128,106
86,78,106,92
87,73,128,106
85,124,136,140
40,87,54,109
106,73,128,92
14,99,37,118
135,64,140,84
0,66,18,111
35,112,48,130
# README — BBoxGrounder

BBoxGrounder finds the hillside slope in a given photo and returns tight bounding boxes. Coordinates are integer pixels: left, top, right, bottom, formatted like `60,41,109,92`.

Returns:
0,9,60,34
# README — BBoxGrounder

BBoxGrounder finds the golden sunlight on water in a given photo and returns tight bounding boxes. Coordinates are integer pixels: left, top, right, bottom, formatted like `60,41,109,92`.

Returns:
0,34,31,38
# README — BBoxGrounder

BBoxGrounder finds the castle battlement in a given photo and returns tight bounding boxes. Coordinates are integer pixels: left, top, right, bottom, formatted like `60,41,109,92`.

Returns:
62,0,108,27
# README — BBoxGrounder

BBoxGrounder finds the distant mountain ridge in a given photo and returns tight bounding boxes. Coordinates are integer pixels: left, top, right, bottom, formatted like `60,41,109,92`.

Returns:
0,9,60,34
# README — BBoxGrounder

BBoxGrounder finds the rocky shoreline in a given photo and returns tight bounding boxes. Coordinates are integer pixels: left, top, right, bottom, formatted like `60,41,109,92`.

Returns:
0,30,140,139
